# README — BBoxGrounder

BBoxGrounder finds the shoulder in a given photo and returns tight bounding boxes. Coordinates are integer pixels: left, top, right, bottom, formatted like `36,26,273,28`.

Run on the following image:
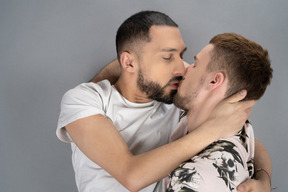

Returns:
57,80,113,143
62,80,112,104
64,80,112,97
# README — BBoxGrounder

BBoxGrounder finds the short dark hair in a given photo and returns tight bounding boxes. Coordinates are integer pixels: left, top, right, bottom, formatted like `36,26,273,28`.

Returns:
116,10,178,60
208,33,273,100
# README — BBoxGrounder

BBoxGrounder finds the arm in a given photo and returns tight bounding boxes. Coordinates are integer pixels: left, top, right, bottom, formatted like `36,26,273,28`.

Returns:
91,59,189,84
237,139,272,192
66,91,254,192
90,59,121,84
254,139,272,191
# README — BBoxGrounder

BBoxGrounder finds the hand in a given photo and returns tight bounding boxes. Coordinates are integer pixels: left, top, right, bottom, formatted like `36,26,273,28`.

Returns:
90,59,121,84
237,178,271,192
208,90,256,138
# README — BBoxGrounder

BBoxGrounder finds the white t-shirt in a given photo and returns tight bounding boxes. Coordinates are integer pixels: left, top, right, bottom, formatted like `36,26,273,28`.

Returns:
163,118,255,192
56,80,181,192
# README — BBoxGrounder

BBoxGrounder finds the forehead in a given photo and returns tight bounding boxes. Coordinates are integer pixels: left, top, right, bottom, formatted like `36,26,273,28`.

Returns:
196,44,213,63
145,25,186,52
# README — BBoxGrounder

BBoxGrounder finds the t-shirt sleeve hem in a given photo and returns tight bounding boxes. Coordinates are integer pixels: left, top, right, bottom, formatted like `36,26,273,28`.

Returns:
56,109,106,143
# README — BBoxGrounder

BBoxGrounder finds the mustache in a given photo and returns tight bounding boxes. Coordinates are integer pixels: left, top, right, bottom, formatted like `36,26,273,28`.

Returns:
163,76,185,88
168,76,185,83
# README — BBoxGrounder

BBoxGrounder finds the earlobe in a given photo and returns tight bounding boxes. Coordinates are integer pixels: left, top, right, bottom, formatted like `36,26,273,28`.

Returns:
119,51,135,73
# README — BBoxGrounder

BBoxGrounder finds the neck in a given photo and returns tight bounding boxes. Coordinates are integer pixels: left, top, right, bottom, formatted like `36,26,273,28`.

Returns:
114,73,152,103
186,90,225,133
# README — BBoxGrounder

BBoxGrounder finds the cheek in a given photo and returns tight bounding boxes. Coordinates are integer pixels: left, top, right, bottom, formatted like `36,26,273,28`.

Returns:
185,73,196,85
183,75,201,93
180,78,192,93
187,68,204,84
152,67,173,81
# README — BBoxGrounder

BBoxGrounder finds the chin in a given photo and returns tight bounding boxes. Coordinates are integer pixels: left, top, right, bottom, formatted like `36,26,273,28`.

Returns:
173,95,187,110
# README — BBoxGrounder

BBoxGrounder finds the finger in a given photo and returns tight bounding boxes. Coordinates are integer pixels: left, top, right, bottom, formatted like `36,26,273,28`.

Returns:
240,102,255,121
237,184,246,192
226,90,247,103
245,108,253,120
241,100,256,110
237,179,255,192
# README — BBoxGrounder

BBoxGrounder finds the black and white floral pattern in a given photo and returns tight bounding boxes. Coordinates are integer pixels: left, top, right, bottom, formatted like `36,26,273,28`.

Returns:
166,126,254,192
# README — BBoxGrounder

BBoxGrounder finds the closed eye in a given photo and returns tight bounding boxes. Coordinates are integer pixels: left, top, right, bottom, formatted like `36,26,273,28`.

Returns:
162,56,172,61
193,55,197,67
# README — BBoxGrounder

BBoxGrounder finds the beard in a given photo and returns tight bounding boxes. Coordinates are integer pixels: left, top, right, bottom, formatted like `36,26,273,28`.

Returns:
173,91,194,111
173,76,205,111
137,68,183,104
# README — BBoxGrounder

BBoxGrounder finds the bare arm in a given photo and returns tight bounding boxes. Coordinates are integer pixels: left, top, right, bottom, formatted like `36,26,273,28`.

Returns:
90,59,190,84
254,139,272,183
66,91,254,192
237,139,272,192
90,59,121,84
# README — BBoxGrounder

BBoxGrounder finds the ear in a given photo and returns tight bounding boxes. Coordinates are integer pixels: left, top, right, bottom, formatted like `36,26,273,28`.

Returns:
207,72,225,90
119,51,136,73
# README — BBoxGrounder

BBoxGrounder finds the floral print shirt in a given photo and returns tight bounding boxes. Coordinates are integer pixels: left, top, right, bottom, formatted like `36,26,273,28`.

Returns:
163,117,255,192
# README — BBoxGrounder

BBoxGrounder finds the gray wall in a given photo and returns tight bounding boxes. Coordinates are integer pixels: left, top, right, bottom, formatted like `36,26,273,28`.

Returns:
1,0,287,191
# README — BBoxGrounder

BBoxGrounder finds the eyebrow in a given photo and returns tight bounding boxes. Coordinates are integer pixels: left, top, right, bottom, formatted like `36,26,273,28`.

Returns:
194,55,198,61
161,47,187,53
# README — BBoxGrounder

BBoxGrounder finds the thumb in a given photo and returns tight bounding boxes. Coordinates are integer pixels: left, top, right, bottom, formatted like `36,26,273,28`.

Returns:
237,184,246,192
226,90,247,103
237,179,254,192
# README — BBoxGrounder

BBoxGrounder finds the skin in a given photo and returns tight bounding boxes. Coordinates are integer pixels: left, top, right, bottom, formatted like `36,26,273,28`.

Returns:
174,43,272,192
175,44,223,131
114,26,187,104
66,26,256,192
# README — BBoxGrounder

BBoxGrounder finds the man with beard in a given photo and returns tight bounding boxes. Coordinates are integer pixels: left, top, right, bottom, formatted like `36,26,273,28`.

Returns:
56,11,267,192
164,33,273,192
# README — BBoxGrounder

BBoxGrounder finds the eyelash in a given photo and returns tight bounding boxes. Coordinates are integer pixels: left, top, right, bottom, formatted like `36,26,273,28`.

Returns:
192,58,196,68
163,56,172,61
162,53,184,61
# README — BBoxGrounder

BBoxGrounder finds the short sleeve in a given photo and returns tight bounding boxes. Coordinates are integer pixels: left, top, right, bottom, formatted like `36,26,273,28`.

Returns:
56,81,111,143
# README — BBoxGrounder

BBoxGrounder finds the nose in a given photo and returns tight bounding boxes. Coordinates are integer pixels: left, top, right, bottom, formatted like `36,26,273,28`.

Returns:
173,59,186,77
183,63,195,78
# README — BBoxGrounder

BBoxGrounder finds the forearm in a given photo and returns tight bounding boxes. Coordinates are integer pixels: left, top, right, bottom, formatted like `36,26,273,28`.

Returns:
254,139,272,188
125,120,223,191
129,91,256,190
67,92,252,192
67,115,219,192
90,59,121,84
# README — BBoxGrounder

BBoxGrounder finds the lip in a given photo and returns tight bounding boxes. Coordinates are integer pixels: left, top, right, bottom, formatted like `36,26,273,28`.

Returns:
169,81,180,89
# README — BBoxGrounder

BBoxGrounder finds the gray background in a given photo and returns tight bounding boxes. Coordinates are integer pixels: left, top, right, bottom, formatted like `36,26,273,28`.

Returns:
1,0,287,191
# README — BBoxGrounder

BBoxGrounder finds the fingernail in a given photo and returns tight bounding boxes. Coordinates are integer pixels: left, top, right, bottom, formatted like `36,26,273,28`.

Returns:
238,185,245,192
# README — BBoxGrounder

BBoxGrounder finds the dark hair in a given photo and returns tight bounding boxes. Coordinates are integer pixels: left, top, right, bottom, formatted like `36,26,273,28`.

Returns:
116,10,178,60
208,33,273,100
